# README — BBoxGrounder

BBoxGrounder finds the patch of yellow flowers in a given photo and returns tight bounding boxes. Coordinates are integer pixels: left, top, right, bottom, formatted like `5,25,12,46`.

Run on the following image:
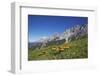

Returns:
52,43,70,52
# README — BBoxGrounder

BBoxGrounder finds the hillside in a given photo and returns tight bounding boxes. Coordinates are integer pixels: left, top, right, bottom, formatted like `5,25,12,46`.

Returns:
28,37,88,60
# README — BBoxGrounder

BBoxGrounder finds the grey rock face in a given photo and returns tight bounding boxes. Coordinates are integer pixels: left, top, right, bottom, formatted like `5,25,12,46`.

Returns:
59,24,87,42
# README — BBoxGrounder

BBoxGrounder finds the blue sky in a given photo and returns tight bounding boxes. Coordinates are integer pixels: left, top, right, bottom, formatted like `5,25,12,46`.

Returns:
28,15,88,42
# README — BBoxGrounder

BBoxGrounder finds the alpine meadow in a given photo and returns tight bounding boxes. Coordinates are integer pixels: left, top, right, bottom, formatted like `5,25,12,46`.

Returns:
28,15,88,61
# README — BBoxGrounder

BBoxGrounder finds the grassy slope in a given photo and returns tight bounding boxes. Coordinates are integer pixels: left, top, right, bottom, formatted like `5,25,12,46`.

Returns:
28,38,88,61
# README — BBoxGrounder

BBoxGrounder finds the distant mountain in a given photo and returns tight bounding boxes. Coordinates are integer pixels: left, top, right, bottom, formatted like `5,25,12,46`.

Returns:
28,42,42,49
61,24,88,42
29,24,88,49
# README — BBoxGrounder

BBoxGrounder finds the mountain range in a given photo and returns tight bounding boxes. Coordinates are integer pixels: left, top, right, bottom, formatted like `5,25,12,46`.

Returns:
29,24,88,48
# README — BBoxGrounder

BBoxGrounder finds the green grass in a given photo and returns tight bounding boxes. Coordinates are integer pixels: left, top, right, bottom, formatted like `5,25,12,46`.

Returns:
28,37,88,61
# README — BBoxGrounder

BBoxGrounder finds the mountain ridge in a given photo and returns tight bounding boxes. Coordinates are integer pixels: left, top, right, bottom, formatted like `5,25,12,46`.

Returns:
29,24,88,48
